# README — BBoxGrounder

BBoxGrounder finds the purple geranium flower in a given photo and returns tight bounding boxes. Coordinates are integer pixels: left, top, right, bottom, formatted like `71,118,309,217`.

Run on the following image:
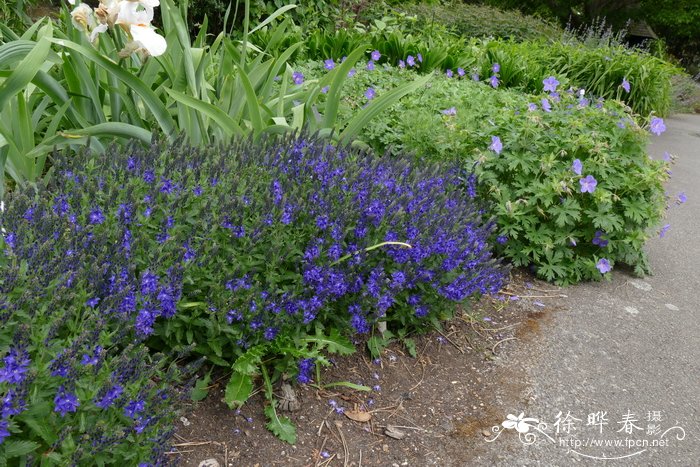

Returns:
365,87,376,100
417,53,423,62
596,258,611,274
457,67,465,77
572,159,582,175
579,175,597,193
621,77,630,93
489,75,499,88
324,59,335,70
541,97,551,112
366,60,375,71
677,192,687,204
292,71,304,85
407,55,415,67
492,63,500,73
527,102,538,111
442,107,457,116
371,50,381,61
659,224,671,238
489,136,503,154
543,76,559,93
445,69,453,78
650,117,666,136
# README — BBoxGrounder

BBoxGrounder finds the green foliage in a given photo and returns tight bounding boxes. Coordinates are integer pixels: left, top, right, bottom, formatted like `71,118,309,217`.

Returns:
401,1,563,42
316,64,669,284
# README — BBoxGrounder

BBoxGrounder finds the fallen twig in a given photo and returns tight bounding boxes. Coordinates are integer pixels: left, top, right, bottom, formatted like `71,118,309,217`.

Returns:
492,337,517,353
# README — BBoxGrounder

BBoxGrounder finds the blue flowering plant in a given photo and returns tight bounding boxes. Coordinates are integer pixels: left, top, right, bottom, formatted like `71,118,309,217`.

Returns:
4,133,504,443
320,64,669,284
0,187,202,464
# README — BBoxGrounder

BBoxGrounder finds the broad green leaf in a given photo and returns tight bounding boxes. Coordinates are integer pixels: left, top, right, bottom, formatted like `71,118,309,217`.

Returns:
3,439,40,458
0,35,51,111
224,371,253,408
232,344,268,375
191,371,212,401
164,87,242,138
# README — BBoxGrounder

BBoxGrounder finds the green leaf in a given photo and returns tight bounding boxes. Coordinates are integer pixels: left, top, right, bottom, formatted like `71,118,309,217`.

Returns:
0,32,52,112
248,5,298,34
264,404,296,444
191,371,212,401
321,45,369,130
48,38,177,138
164,87,242,139
224,371,253,409
339,73,432,145
3,439,40,458
302,327,355,356
403,338,417,358
232,344,268,375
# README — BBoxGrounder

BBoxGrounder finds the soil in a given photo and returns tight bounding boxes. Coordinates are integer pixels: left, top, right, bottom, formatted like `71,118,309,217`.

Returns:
172,270,567,466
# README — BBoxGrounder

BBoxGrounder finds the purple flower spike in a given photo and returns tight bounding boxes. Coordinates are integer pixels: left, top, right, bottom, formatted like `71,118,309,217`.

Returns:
572,159,582,175
489,136,503,155
650,117,666,136
543,76,559,92
596,258,611,274
579,175,597,193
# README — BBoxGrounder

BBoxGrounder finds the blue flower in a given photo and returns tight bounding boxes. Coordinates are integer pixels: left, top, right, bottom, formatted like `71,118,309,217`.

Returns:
324,59,335,70
292,71,304,85
621,77,630,93
579,175,597,194
365,87,376,101
572,159,582,175
124,399,145,419
489,136,503,154
297,358,315,384
366,60,375,71
650,117,666,136
659,224,671,238
54,387,80,417
406,55,415,67
442,107,457,116
445,69,453,78
596,258,611,274
677,192,687,204
541,98,552,112
457,67,465,77
542,76,559,92
95,385,123,409
492,63,500,73
371,50,381,61
489,75,499,88
88,207,105,225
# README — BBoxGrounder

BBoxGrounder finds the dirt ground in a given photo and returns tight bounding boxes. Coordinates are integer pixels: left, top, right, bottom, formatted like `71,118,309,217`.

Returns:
171,270,567,466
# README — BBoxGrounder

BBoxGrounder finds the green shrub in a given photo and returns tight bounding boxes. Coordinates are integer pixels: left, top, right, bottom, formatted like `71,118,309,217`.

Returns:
302,63,670,284
401,1,563,42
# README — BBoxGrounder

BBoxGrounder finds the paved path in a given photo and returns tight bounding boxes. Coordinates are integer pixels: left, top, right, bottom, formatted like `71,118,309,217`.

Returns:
468,114,700,465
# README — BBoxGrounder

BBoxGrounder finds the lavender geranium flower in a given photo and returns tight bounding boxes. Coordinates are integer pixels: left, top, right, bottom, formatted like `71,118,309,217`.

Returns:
324,59,335,70
292,71,304,85
621,77,630,93
596,258,611,274
541,97,551,112
457,67,465,77
650,117,666,136
489,75,499,88
677,192,687,204
527,102,538,111
579,175,597,194
366,60,375,71
572,159,582,175
489,136,503,154
417,53,423,62
445,69,453,78
543,76,559,92
442,107,457,116
659,224,671,238
406,55,415,67
398,59,405,68
492,63,500,73
371,50,381,61
365,87,376,100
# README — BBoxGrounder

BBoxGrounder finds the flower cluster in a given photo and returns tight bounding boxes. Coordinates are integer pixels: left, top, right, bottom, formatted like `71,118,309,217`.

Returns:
68,0,166,57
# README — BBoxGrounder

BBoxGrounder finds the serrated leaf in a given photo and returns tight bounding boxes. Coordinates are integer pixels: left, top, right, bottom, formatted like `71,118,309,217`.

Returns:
403,338,417,358
224,371,253,409
191,371,212,401
232,344,268,375
3,439,40,458
264,404,296,444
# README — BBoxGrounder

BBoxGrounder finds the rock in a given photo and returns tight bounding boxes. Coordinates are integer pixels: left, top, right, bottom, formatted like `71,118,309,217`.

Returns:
198,459,220,467
482,429,492,437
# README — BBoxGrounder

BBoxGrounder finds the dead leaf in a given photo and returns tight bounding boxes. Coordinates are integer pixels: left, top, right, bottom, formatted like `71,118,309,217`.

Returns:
384,425,406,440
344,410,372,423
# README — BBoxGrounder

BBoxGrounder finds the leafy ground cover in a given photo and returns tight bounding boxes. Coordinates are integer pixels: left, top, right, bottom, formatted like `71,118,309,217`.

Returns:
0,0,688,462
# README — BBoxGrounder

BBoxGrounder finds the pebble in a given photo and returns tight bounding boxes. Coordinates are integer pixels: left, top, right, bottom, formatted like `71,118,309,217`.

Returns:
665,303,679,311
629,280,652,291
180,416,191,426
198,459,220,467
624,306,639,315
482,429,492,437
